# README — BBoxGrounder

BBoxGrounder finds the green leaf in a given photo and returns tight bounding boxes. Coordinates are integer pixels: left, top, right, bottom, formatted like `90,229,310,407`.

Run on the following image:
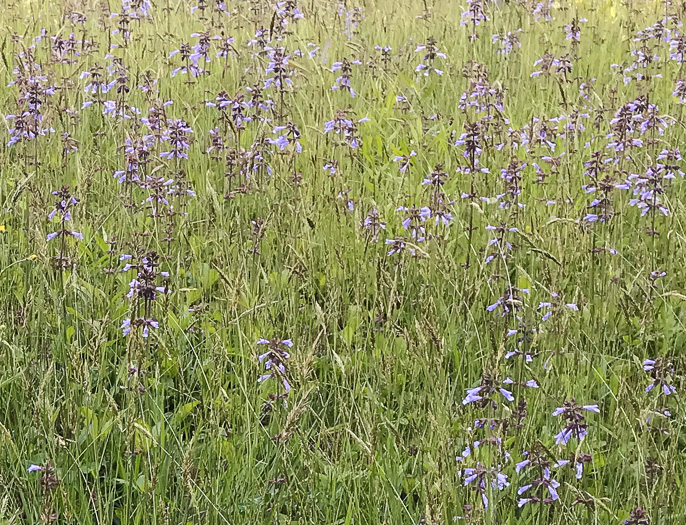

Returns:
172,401,200,425
95,236,109,253
341,324,356,345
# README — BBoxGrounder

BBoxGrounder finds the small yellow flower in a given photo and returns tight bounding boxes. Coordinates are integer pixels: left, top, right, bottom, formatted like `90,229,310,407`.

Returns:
29,254,37,260
0,224,5,233
525,225,531,232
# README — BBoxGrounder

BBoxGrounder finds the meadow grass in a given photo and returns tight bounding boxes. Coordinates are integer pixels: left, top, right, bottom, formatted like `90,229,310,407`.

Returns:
0,0,685,523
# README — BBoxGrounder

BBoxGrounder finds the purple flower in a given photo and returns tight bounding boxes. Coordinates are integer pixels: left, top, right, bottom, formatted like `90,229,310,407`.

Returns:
257,337,293,395
643,357,676,396
268,122,302,153
361,208,386,242
392,150,417,172
460,462,508,510
537,292,579,322
121,317,159,338
515,445,575,506
462,376,527,407
552,400,599,445
330,58,361,96
395,205,431,241
517,471,560,507
492,29,522,55
624,507,650,525
160,119,193,160
414,37,447,76
385,237,414,257
486,287,528,317
323,160,338,176
323,110,367,149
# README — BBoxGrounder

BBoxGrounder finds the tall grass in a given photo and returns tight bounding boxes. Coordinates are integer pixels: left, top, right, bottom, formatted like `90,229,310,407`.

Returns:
0,0,684,523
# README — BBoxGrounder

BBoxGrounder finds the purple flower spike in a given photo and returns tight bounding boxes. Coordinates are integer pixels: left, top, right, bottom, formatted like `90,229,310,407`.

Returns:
555,428,573,445
256,337,293,401
516,459,530,473
643,357,676,397
553,399,597,445
498,388,515,402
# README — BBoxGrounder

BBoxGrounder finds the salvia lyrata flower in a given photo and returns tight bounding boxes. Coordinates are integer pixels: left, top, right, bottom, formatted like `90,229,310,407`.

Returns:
555,451,593,480
331,58,361,97
415,37,447,76
120,251,168,339
160,119,193,160
644,358,676,396
361,208,386,242
393,150,416,173
269,122,302,153
46,186,82,243
323,110,369,149
169,42,205,78
462,375,538,408
487,287,529,317
552,399,600,445
538,291,579,322
257,337,293,395
516,446,562,507
492,30,522,55
460,462,509,510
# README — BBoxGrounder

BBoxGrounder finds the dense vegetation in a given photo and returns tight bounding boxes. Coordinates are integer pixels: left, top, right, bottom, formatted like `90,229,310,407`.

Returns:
0,0,685,523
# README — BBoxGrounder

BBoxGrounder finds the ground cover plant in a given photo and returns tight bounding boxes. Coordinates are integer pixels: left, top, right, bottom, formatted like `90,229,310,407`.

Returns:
0,0,685,522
